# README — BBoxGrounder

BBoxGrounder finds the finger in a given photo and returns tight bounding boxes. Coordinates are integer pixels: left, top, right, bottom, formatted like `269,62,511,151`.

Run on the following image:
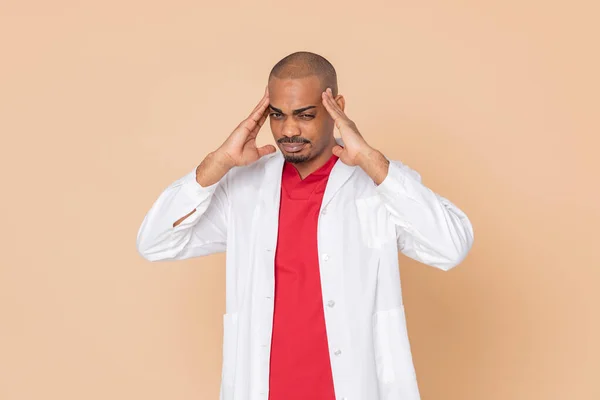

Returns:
332,145,345,157
250,108,270,136
325,88,346,116
257,144,277,158
247,87,270,119
248,106,269,138
322,91,345,126
322,88,344,115
244,97,270,132
258,107,269,127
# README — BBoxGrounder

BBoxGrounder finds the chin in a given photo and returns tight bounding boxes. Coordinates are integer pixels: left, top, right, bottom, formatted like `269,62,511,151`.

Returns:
283,152,311,164
280,143,312,164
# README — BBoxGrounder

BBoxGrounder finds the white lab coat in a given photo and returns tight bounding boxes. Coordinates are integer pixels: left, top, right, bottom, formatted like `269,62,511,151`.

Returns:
136,138,474,400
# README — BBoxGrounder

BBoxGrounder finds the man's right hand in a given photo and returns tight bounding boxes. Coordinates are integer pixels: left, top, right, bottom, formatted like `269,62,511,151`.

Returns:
195,87,275,188
216,86,276,168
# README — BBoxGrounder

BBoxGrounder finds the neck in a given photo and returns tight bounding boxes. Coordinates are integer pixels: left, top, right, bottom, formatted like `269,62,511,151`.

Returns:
292,139,338,179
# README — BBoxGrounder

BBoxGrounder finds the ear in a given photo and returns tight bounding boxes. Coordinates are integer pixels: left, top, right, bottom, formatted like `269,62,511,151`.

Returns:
334,95,345,112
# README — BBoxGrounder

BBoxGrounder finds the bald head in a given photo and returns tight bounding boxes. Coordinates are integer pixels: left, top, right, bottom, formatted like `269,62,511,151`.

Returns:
268,51,338,97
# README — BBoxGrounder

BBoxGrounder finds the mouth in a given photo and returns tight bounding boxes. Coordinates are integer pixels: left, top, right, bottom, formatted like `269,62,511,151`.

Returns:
280,143,308,153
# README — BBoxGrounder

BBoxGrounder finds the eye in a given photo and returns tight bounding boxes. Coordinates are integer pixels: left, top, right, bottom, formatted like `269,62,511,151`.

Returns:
269,112,282,119
300,114,315,120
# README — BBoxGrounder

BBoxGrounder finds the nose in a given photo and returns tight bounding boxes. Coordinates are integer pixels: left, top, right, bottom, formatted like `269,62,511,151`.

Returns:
281,118,301,138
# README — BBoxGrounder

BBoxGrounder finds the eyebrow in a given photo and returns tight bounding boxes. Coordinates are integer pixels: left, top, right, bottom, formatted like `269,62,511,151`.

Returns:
268,104,317,115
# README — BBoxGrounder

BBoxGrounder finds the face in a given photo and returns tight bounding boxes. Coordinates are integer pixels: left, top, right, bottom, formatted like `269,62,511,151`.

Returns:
268,75,341,164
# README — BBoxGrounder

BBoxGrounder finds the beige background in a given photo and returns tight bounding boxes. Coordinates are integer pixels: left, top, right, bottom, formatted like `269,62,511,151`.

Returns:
1,1,598,399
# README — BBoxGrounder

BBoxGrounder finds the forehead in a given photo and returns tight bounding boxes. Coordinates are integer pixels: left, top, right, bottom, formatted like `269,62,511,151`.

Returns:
268,76,323,110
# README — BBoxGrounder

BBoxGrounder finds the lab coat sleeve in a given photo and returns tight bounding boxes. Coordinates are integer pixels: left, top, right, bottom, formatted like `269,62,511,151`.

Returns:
136,166,229,262
374,160,474,271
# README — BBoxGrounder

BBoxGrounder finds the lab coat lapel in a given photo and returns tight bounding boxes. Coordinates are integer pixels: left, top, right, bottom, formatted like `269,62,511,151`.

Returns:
259,154,284,250
263,153,285,208
322,137,357,209
261,137,357,216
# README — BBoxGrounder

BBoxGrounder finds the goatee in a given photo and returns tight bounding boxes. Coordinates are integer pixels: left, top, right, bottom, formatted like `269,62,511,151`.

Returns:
283,153,311,163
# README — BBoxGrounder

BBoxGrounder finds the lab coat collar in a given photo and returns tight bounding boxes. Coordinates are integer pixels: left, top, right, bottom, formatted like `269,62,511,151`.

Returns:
266,137,357,209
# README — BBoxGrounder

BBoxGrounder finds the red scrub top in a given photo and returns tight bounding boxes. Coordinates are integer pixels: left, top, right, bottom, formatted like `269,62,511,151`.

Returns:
268,154,339,400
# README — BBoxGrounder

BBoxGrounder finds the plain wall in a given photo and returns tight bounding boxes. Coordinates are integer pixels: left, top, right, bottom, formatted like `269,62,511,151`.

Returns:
1,1,598,399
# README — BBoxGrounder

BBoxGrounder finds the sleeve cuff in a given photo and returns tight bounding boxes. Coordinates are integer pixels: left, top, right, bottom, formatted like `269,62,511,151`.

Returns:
375,161,423,200
179,167,220,199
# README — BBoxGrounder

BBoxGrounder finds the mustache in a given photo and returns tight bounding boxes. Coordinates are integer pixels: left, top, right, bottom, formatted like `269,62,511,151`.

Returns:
277,137,310,144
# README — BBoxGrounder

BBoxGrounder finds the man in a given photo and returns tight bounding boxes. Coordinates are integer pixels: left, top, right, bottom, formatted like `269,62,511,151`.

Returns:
136,51,474,400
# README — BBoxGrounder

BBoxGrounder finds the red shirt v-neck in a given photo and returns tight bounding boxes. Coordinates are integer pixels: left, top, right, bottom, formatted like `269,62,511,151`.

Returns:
268,154,339,400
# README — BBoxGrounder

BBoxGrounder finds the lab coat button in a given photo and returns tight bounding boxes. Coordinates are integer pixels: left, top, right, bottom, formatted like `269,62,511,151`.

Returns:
334,349,342,356
322,253,329,261
327,300,335,308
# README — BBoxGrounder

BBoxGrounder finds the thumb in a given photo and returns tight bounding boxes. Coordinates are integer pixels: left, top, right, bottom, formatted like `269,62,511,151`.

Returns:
332,145,344,157
257,144,277,158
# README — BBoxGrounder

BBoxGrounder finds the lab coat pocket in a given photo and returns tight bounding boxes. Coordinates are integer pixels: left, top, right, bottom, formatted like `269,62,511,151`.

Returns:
372,306,420,399
221,312,239,391
355,195,395,249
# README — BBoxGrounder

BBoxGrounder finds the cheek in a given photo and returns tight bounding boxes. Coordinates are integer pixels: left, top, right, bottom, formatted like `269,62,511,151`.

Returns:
310,119,330,139
269,120,284,141
319,117,334,131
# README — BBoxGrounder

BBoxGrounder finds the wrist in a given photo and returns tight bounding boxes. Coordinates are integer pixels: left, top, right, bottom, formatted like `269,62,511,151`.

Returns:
356,145,377,168
357,147,390,186
210,150,236,171
195,151,234,187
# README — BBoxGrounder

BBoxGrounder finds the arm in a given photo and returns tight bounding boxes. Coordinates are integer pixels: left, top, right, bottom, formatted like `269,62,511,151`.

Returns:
136,85,275,262
136,152,232,262
320,88,474,271
360,149,474,271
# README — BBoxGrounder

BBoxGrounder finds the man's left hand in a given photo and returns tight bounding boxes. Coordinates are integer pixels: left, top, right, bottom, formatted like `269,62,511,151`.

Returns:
321,87,374,166
322,88,390,184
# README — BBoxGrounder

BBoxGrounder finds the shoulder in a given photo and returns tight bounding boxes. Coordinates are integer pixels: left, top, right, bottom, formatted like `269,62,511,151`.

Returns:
225,151,281,187
386,158,422,183
350,156,422,189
